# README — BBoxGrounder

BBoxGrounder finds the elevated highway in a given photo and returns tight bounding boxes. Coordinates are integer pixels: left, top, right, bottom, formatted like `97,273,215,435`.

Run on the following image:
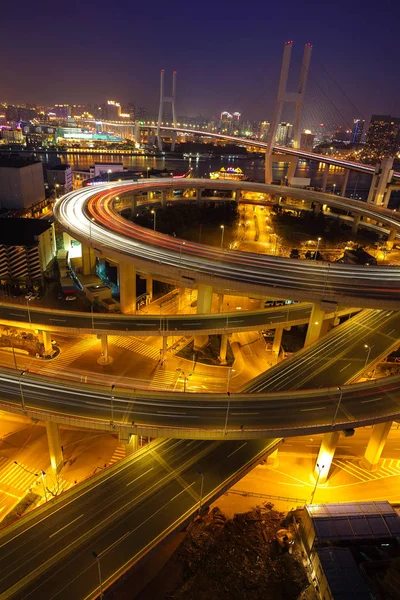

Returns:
0,437,280,599
55,179,400,308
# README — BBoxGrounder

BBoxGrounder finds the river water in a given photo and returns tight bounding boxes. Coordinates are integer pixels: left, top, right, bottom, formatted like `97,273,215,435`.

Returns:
43,151,374,200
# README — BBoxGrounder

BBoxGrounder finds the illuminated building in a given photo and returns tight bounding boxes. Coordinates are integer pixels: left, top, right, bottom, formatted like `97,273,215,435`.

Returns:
53,104,69,120
209,166,248,181
351,118,365,144
275,122,293,145
300,129,315,151
365,114,400,158
260,121,270,141
54,127,123,143
46,164,72,193
106,100,121,120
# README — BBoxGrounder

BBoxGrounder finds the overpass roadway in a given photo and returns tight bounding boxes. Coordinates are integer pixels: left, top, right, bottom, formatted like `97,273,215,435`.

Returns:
55,179,400,309
0,437,280,599
0,301,355,337
1,310,400,440
146,124,400,180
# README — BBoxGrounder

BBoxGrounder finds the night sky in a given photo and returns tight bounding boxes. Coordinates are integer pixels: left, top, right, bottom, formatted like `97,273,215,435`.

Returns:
2,0,399,125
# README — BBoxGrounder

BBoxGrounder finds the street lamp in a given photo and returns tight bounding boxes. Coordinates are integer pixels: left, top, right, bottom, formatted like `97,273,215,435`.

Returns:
220,224,225,248
110,384,115,425
26,296,33,324
92,551,104,599
179,241,186,265
364,344,372,369
310,463,324,504
333,386,343,426
197,471,204,514
314,237,322,259
14,461,47,500
147,167,150,179
151,209,157,231
333,183,336,194
19,371,26,412
107,169,112,183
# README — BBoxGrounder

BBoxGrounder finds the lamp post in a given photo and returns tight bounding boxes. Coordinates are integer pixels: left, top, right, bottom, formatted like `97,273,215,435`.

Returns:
107,169,112,183
26,297,32,325
197,471,204,514
310,463,324,504
332,386,343,426
92,551,104,599
19,371,26,411
220,224,225,248
40,471,48,501
110,383,115,425
364,344,372,369
147,167,150,179
179,241,186,266
314,237,321,260
224,392,231,435
14,461,47,500
151,209,157,231
333,183,336,195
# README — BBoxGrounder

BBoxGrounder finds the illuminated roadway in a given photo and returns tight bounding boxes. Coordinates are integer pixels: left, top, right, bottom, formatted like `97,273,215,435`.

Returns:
55,179,400,308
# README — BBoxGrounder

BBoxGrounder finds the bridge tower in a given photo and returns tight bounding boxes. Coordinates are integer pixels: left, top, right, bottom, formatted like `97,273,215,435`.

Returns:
157,70,177,152
265,41,312,184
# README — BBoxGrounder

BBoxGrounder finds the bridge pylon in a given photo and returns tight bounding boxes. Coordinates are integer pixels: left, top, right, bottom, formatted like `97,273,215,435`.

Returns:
157,70,177,151
265,41,312,184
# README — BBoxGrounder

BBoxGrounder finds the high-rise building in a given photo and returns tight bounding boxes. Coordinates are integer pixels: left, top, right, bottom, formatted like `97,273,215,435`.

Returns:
106,100,121,120
351,119,365,144
53,105,69,120
300,129,315,151
366,114,400,158
260,121,270,141
275,122,293,146
0,156,45,210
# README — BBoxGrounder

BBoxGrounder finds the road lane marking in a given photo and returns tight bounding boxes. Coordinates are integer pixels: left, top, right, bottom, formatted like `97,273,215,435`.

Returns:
227,442,247,458
300,407,327,412
10,313,26,318
340,363,352,372
361,397,382,404
231,412,259,416
230,319,244,323
157,411,187,415
49,318,67,322
126,467,154,487
182,322,202,326
48,514,84,538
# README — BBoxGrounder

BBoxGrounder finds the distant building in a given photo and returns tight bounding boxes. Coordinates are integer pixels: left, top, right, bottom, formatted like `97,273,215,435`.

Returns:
0,129,23,143
0,218,55,288
106,100,121,120
89,162,124,179
46,164,73,194
53,104,69,120
54,127,123,144
366,114,400,158
260,121,270,141
351,118,365,144
337,246,377,266
300,129,315,151
0,156,45,210
275,122,293,146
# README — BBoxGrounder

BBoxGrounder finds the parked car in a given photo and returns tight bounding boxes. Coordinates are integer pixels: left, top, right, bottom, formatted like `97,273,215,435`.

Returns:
65,295,77,301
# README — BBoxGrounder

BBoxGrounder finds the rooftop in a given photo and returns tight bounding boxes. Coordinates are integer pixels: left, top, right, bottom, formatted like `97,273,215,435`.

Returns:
0,155,41,169
0,218,52,246
316,547,371,599
307,501,400,542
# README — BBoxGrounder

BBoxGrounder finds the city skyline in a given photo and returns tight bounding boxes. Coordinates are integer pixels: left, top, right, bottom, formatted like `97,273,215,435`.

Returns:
1,0,399,124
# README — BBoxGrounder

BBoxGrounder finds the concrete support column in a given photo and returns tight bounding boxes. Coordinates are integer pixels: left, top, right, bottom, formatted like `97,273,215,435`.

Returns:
196,188,204,204
196,284,213,314
41,330,53,355
119,262,136,314
260,297,267,309
120,433,138,456
218,293,224,313
321,164,329,193
162,335,168,359
146,275,153,302
98,334,112,365
383,186,393,208
361,421,392,471
82,244,96,275
266,448,279,467
161,190,167,207
352,214,361,235
131,196,137,217
171,131,177,153
387,228,397,251
341,169,350,197
287,157,299,183
46,421,63,473
305,303,325,347
235,189,241,202
313,431,340,484
219,334,228,364
272,326,283,355
177,287,186,313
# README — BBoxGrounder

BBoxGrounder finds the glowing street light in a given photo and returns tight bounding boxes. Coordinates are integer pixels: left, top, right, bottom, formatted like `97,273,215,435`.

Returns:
314,237,322,259
220,224,225,248
147,167,150,179
92,551,104,599
151,209,157,231
364,344,372,369
333,386,343,426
